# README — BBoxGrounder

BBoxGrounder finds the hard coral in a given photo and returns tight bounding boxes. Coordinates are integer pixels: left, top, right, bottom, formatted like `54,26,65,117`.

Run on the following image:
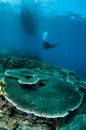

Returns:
5,69,38,79
3,69,83,118
18,77,39,85
5,69,39,86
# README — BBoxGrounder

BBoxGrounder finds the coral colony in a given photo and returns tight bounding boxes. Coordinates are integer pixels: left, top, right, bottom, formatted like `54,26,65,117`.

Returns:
1,68,83,118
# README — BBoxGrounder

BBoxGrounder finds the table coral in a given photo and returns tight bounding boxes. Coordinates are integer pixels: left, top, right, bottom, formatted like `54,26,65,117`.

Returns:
3,69,83,118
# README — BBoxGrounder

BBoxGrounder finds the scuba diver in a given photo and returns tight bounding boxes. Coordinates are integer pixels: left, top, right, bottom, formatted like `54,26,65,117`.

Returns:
42,41,58,50
42,32,58,50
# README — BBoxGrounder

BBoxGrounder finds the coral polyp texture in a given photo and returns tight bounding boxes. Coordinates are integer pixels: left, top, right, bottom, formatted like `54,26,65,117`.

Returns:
3,69,83,118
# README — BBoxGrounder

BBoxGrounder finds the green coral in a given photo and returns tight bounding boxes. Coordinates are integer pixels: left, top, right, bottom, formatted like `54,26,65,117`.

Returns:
3,69,83,118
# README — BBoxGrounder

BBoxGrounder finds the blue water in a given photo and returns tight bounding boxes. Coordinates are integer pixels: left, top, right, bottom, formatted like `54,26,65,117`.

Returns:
0,0,86,78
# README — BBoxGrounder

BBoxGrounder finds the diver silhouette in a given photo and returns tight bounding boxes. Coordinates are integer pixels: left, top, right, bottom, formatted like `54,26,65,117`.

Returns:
42,41,58,50
42,31,58,50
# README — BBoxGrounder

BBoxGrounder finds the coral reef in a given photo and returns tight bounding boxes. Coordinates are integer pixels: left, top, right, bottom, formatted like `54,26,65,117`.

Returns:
0,49,86,129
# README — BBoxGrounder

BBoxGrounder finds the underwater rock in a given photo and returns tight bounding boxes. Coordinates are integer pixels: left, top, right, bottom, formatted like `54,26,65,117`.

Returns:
20,6,36,34
3,69,83,118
